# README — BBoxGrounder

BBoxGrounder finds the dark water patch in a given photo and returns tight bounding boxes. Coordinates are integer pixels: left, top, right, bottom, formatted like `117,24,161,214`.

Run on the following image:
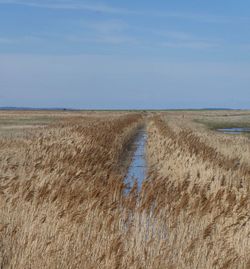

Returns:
124,129,147,194
217,128,250,134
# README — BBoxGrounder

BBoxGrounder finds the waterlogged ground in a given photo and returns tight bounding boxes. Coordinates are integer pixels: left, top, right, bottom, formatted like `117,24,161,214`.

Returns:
124,128,147,194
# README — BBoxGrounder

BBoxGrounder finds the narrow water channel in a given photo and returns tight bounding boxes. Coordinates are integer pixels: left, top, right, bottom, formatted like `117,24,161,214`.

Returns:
124,129,147,194
217,127,250,134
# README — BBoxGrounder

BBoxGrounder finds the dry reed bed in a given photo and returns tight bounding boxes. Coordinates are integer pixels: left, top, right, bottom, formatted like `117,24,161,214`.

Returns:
141,114,250,269
166,112,250,169
1,111,250,268
0,113,145,268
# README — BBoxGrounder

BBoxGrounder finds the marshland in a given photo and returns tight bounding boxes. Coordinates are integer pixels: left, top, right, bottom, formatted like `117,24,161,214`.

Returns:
0,109,250,268
1,0,250,267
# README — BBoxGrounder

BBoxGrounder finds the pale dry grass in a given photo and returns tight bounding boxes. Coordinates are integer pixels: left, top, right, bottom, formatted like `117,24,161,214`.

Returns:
0,111,146,268
1,110,250,269
143,112,250,268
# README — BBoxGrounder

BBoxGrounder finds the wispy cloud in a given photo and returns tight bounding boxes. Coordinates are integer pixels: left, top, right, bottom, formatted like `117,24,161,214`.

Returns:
0,36,44,45
0,0,131,14
0,3,242,52
0,0,249,24
155,30,194,40
161,41,219,49
147,11,231,24
0,18,222,50
85,20,129,35
68,35,138,45
67,19,138,45
62,19,221,49
154,29,221,49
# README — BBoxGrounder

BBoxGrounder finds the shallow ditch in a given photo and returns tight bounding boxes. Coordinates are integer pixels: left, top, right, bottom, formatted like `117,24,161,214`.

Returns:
123,128,147,195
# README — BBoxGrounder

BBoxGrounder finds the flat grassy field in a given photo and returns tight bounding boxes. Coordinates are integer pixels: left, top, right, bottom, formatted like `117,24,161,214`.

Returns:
0,110,250,269
0,111,60,137
193,110,250,130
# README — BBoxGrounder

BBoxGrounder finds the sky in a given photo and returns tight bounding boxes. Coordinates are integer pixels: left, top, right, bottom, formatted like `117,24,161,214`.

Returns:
0,0,250,109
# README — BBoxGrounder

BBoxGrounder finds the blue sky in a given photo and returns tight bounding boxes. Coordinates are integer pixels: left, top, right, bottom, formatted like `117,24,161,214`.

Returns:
0,0,250,109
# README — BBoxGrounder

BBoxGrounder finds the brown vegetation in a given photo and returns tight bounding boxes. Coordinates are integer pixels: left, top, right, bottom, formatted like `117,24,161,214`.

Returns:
0,112,144,268
143,112,250,268
0,110,250,268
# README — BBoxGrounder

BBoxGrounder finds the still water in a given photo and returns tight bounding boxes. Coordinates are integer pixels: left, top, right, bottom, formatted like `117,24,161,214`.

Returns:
124,129,147,194
217,127,250,134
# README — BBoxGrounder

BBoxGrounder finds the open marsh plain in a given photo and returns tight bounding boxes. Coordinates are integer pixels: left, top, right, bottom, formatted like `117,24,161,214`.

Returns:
0,110,250,268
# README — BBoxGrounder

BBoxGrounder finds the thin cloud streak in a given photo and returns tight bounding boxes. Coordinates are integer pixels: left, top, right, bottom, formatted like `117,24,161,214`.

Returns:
67,35,138,45
0,0,249,23
76,19,138,45
161,41,220,49
0,36,44,45
71,19,222,49
0,0,132,14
